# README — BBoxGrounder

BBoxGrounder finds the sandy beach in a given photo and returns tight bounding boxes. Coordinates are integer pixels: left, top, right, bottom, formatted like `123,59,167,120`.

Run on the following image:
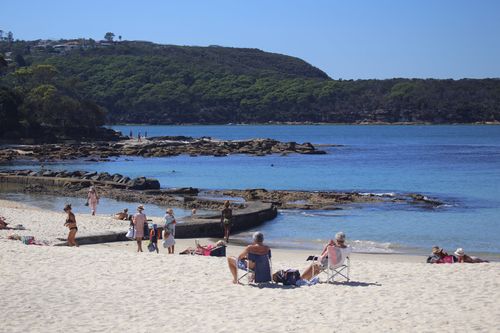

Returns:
1,199,499,332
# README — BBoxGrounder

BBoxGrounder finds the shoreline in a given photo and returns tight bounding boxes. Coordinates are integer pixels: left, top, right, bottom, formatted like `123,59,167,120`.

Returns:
1,198,498,261
108,122,500,126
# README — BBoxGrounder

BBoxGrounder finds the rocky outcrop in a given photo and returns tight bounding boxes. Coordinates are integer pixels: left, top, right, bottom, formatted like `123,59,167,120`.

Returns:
0,169,160,191
0,137,327,162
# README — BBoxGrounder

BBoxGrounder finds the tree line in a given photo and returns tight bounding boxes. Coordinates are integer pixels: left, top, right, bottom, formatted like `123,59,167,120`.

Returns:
2,39,500,130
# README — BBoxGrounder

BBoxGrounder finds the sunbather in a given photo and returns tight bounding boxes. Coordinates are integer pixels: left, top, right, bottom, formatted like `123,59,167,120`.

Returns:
301,231,351,280
114,208,129,220
454,248,489,263
427,246,457,263
0,216,10,229
227,231,270,284
180,240,226,255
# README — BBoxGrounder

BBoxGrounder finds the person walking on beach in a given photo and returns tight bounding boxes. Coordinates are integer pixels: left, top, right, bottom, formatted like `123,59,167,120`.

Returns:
63,204,78,247
221,201,233,242
87,186,99,216
133,205,147,252
164,208,176,254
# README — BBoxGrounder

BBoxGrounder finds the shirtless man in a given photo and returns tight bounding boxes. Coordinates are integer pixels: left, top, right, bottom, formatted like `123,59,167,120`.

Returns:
227,231,270,284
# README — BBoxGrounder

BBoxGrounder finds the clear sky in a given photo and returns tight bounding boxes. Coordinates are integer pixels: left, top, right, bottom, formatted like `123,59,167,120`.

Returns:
1,0,499,79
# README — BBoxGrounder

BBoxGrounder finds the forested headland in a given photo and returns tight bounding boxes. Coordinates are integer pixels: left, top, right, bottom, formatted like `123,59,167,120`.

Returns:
1,38,500,137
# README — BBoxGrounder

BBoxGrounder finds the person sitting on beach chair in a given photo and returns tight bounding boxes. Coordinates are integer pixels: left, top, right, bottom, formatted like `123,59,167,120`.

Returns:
227,231,271,284
179,240,226,256
454,248,489,263
301,231,351,281
114,208,129,220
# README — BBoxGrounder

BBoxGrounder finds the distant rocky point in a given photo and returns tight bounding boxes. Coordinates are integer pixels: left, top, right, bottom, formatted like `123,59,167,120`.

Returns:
0,137,327,162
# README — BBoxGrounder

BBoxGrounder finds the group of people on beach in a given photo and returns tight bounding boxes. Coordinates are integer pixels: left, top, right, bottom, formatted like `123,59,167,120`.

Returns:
428,246,488,264
227,230,350,284
60,186,490,284
124,205,177,254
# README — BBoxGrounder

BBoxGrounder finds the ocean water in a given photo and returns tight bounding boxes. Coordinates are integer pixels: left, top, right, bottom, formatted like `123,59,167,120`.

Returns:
2,125,500,257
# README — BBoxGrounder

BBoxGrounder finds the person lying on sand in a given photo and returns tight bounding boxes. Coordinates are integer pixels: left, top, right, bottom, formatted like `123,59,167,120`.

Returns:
0,216,26,230
454,248,489,263
227,232,270,284
179,240,225,255
427,246,457,263
114,208,129,220
301,231,351,280
0,216,9,229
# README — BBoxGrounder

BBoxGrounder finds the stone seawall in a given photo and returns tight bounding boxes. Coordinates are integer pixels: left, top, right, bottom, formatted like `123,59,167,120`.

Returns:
0,172,278,245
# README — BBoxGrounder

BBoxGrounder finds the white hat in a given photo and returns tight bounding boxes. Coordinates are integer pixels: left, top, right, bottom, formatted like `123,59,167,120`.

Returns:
454,248,465,257
335,232,346,241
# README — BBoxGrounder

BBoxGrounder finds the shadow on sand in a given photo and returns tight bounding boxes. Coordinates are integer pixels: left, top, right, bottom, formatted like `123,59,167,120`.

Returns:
246,280,381,289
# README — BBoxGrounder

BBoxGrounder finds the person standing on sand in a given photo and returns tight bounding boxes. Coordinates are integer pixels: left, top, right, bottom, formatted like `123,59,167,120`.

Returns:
63,204,78,247
87,186,99,216
133,205,147,252
164,208,176,254
221,201,233,242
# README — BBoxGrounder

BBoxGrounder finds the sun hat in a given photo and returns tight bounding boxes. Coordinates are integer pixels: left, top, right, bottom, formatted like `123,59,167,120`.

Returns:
432,246,442,254
454,248,465,257
216,240,226,247
335,231,346,241
137,204,145,211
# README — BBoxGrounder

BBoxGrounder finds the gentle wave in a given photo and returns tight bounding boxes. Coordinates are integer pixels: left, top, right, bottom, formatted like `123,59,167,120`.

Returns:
359,192,396,197
349,240,398,253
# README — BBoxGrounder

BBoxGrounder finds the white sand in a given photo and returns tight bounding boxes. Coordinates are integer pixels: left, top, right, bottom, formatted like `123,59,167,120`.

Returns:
1,199,499,332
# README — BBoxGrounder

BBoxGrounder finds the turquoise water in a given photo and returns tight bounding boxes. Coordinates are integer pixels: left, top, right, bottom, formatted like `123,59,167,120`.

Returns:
3,125,500,256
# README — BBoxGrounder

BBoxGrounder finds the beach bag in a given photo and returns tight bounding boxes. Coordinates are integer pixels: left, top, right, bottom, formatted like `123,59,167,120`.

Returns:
126,227,135,239
148,242,156,252
273,269,301,285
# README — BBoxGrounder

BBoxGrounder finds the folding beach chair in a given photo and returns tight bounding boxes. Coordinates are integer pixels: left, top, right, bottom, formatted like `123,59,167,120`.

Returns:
237,250,272,284
323,246,351,283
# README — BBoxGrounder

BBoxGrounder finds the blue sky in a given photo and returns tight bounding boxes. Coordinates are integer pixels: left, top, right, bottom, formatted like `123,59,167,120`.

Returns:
1,0,499,79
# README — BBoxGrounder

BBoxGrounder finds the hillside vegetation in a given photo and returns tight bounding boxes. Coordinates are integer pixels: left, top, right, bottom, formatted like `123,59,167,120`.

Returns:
2,40,500,125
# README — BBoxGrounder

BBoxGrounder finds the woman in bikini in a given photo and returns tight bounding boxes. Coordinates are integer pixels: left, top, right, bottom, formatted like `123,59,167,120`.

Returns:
63,204,78,247
221,201,233,242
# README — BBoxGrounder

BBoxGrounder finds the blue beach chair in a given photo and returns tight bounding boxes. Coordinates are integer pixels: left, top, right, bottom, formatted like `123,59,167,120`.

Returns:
237,250,272,284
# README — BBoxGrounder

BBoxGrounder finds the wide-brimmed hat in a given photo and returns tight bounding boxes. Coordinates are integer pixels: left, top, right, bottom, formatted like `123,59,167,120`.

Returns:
137,204,145,211
432,246,442,254
335,231,346,241
454,248,465,257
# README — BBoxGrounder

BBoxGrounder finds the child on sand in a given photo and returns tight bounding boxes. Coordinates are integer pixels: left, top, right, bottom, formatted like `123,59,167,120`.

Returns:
163,229,175,254
149,224,159,254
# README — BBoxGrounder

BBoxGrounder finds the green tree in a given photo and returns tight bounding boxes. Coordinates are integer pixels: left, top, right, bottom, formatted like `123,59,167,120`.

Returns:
104,32,115,42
